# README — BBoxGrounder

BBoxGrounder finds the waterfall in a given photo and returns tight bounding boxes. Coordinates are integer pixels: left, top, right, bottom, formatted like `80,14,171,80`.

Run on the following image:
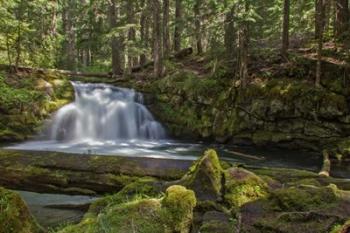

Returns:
49,82,166,142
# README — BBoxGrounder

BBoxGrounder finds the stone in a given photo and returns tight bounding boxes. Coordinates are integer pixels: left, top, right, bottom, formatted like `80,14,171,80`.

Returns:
179,149,223,202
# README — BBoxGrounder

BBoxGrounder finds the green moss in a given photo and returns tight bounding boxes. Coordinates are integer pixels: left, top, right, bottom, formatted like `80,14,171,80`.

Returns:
180,149,223,201
224,167,268,207
59,185,196,233
161,185,196,233
0,70,73,142
59,198,164,233
330,219,350,233
0,187,43,233
152,68,350,153
271,185,339,212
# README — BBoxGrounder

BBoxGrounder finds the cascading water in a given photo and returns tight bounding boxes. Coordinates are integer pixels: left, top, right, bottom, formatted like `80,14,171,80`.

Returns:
49,82,166,142
7,82,190,159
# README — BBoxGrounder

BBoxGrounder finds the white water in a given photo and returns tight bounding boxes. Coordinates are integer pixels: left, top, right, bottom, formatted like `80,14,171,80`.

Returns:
8,82,199,160
50,82,166,141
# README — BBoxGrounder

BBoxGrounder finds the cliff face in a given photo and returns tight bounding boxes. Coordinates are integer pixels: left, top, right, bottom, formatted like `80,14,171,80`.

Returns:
147,67,350,160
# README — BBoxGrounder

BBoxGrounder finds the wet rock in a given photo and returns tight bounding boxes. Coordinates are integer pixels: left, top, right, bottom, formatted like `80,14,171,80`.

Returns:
224,167,268,208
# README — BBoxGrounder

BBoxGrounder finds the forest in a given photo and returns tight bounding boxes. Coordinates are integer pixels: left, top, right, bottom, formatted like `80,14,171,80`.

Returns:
0,0,348,80
0,0,350,233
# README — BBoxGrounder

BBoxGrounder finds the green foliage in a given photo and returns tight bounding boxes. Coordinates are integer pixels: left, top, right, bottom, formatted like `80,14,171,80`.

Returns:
0,73,44,112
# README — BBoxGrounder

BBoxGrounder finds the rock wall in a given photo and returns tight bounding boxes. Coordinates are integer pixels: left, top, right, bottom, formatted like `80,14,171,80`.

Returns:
148,68,350,159
0,69,73,142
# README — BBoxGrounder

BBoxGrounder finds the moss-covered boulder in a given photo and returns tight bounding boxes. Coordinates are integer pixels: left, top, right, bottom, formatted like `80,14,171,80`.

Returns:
178,149,223,202
224,167,269,208
240,184,350,233
58,185,196,233
0,187,42,233
161,185,197,233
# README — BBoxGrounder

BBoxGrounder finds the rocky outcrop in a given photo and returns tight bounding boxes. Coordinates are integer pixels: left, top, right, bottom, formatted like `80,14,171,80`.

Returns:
240,184,350,233
0,69,73,142
177,149,223,202
147,70,350,160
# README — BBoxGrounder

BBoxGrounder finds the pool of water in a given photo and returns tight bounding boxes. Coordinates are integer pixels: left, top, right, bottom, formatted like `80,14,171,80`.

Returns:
6,139,350,179
16,190,97,228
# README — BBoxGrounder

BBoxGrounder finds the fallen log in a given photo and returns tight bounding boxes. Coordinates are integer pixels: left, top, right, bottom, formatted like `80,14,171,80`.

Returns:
227,150,265,161
0,149,192,195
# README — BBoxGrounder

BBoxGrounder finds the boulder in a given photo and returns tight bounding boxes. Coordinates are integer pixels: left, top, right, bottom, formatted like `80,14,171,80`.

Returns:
240,184,350,233
179,149,223,202
224,167,268,208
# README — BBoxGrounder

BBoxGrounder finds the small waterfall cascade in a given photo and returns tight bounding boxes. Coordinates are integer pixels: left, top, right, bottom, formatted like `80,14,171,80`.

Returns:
49,82,166,141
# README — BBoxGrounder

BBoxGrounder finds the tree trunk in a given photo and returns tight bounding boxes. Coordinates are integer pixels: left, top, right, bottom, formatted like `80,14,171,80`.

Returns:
224,7,236,67
163,0,170,58
281,0,290,58
61,0,77,71
152,0,163,77
194,0,203,54
174,0,183,52
49,1,58,36
335,0,349,39
140,0,149,65
239,2,249,88
5,33,13,66
14,0,25,69
316,0,326,88
127,0,137,72
109,0,122,75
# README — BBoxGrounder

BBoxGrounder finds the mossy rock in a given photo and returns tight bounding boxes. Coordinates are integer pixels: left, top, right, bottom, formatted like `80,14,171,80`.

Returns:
240,184,350,233
0,70,73,142
161,185,197,233
59,198,164,233
179,149,223,202
59,185,196,233
224,167,268,208
0,187,43,233
86,176,163,216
